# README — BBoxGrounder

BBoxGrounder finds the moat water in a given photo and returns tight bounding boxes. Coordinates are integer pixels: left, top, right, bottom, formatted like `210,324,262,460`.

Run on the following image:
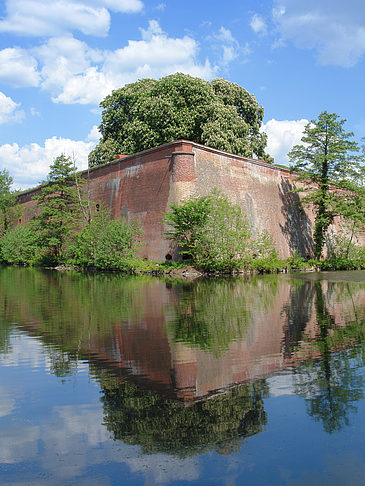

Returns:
1,266,365,485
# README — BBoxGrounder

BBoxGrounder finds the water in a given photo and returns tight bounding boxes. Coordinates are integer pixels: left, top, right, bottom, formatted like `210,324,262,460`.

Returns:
1,267,365,485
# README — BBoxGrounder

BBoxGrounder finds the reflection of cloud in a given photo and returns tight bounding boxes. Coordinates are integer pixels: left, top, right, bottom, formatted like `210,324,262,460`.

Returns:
268,373,295,397
0,333,200,483
0,425,40,463
1,332,51,369
40,404,199,483
0,387,15,418
125,453,200,484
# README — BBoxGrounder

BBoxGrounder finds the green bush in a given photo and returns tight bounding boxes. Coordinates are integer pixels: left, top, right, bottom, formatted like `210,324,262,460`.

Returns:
0,224,42,265
70,211,142,270
164,190,252,271
321,233,365,270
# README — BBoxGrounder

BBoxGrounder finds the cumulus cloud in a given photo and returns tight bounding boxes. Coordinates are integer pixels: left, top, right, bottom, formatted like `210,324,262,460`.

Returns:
0,92,25,124
31,22,217,105
262,118,308,165
0,20,218,106
0,48,40,87
0,0,142,37
0,0,111,37
273,0,365,66
250,14,267,35
0,127,98,189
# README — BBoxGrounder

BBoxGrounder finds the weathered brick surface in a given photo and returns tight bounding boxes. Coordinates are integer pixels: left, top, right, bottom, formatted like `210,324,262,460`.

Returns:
17,140,364,261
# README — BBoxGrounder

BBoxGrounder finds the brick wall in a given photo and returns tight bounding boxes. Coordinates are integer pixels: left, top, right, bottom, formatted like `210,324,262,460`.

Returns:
17,139,358,261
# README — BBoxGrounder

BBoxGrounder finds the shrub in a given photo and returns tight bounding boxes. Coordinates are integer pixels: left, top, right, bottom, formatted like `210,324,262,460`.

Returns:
164,190,252,271
0,224,42,265
70,211,142,270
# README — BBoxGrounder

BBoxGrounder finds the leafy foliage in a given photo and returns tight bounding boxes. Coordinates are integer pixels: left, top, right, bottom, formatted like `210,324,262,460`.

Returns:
164,191,253,271
0,224,41,265
32,154,85,262
89,73,272,166
0,169,18,235
164,190,282,272
289,111,365,259
100,378,268,457
70,209,142,270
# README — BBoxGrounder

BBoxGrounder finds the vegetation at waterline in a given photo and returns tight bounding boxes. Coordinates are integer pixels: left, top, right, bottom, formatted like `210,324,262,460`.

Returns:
88,73,273,167
1,109,365,274
289,111,365,260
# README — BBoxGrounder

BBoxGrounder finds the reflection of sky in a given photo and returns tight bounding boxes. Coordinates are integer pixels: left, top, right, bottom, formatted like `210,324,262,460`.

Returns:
1,328,365,485
0,332,200,485
268,373,295,397
0,330,88,373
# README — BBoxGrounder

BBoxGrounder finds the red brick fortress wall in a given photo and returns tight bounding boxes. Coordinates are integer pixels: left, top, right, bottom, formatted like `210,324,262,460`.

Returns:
17,139,348,261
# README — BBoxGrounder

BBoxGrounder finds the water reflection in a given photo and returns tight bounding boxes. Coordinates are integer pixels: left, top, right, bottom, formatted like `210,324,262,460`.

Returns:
0,266,365,463
293,280,365,433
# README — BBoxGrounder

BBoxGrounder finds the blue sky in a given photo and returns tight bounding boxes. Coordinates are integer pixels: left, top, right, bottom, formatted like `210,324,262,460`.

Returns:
0,0,365,189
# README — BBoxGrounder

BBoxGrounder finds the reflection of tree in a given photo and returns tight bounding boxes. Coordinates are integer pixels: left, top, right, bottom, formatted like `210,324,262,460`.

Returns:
282,280,315,358
294,281,365,433
168,277,279,355
0,266,154,350
97,368,268,457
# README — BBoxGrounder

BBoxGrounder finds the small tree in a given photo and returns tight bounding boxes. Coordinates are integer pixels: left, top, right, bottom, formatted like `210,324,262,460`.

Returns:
33,154,85,261
164,191,252,270
289,111,364,259
71,209,142,270
0,169,17,235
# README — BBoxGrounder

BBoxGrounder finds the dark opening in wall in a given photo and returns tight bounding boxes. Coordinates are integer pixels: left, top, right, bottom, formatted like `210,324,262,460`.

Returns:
165,253,172,261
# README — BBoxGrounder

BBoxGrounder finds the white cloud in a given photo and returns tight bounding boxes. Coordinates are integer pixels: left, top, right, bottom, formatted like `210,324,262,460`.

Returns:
52,67,114,105
0,0,143,37
96,0,143,13
140,19,164,40
0,21,218,106
0,48,40,87
273,0,365,66
0,127,97,189
216,26,236,44
87,125,102,143
0,92,25,124
213,26,243,66
35,23,217,105
250,14,267,35
155,2,166,11
262,118,308,165
0,0,111,37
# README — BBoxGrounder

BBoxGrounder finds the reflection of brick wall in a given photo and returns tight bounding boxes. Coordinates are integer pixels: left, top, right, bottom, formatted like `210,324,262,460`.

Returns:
17,140,364,260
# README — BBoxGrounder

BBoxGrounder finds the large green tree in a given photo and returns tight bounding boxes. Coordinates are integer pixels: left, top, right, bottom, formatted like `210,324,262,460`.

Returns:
89,73,272,166
289,111,365,259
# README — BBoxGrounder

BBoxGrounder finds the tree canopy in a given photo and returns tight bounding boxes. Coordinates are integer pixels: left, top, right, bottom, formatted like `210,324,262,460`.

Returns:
89,73,272,166
289,111,365,259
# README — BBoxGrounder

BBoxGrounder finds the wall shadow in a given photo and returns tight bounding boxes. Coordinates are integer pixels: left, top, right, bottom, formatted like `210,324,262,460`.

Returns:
279,178,313,258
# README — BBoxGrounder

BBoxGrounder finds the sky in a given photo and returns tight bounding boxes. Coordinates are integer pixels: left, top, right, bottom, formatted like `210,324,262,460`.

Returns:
1,0,365,190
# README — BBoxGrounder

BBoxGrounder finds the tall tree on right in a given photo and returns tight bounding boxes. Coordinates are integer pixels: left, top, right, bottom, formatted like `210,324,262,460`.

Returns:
289,111,365,259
